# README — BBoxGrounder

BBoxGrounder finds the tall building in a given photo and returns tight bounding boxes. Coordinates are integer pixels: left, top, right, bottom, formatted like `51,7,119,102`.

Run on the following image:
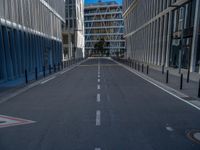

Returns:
123,0,200,73
62,0,85,61
0,0,65,83
84,0,125,57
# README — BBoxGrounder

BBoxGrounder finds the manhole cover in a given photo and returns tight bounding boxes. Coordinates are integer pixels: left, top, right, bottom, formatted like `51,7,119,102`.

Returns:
187,130,200,144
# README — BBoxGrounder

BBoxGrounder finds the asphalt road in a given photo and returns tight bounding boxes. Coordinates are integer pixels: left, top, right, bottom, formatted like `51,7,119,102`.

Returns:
0,58,200,150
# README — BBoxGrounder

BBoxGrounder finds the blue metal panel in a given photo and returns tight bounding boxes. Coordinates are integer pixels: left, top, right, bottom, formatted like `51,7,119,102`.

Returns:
0,25,7,81
2,26,14,80
9,28,17,78
14,29,21,77
20,30,25,74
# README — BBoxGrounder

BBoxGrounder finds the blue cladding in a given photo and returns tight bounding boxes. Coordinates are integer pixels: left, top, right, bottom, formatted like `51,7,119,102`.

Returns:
0,24,62,83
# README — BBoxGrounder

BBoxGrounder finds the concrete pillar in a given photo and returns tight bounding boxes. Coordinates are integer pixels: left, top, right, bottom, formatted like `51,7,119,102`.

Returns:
165,11,172,67
190,0,200,72
158,17,163,65
161,14,168,66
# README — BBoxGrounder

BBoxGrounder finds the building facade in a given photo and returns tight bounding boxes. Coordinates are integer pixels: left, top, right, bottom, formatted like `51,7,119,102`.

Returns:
62,0,85,61
123,0,200,72
84,1,125,57
0,0,65,83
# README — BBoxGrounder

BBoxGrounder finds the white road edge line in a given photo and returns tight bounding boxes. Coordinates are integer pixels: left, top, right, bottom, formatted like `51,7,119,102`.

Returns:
97,85,101,90
96,110,101,126
40,76,56,84
112,59,200,111
97,93,101,102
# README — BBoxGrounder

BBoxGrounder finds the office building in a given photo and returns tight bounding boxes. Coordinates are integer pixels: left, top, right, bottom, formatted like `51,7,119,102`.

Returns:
0,0,65,83
123,0,200,72
62,0,85,60
85,0,125,56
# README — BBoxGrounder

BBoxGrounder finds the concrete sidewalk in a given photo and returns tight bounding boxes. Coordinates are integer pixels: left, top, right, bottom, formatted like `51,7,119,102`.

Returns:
118,59,200,101
0,58,86,103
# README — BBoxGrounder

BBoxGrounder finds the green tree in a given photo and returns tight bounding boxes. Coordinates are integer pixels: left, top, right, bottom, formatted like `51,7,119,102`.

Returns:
94,38,106,56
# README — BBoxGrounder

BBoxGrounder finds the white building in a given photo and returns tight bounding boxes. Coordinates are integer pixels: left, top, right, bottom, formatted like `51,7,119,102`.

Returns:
84,1,125,57
62,0,85,61
123,0,200,73
0,0,65,82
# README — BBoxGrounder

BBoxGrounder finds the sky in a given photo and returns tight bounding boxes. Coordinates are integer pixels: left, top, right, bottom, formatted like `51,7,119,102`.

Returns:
85,0,122,4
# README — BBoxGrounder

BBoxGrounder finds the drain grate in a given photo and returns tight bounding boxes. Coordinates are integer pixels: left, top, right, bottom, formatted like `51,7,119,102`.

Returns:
187,130,200,144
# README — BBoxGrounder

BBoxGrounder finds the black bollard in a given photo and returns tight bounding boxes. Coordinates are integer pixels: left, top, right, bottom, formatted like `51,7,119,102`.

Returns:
138,63,140,71
35,67,38,80
162,65,164,74
25,69,28,84
142,64,144,72
187,69,190,83
198,79,200,98
166,70,169,83
54,64,56,72
43,66,46,77
147,65,149,75
49,65,51,74
180,73,183,90
58,63,60,71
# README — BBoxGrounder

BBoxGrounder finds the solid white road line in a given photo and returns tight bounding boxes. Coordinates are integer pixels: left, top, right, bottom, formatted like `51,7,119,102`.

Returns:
97,93,101,102
97,84,101,90
40,76,56,84
96,110,101,126
95,148,101,150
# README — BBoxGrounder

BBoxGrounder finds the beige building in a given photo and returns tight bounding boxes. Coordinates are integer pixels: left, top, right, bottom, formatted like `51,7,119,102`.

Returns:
62,0,85,61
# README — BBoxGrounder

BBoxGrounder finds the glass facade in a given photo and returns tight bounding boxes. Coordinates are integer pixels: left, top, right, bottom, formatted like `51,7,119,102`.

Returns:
0,0,64,82
123,0,200,73
170,1,196,69
84,1,125,56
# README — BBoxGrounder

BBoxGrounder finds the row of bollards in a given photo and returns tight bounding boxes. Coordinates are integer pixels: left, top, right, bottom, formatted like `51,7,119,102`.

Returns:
24,58,85,84
115,58,200,98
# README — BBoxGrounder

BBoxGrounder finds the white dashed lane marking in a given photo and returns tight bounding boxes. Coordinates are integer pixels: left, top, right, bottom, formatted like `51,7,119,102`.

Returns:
97,85,100,90
97,94,101,102
96,110,101,126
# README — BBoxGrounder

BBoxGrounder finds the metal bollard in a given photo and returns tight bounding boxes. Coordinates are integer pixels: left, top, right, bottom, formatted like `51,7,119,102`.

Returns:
198,79,200,98
187,69,190,83
166,70,169,83
138,63,140,71
162,65,164,74
58,63,60,71
135,62,137,70
43,66,46,77
147,65,149,75
54,64,56,72
142,64,144,72
180,73,183,90
25,69,28,84
49,65,51,74
35,67,38,80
